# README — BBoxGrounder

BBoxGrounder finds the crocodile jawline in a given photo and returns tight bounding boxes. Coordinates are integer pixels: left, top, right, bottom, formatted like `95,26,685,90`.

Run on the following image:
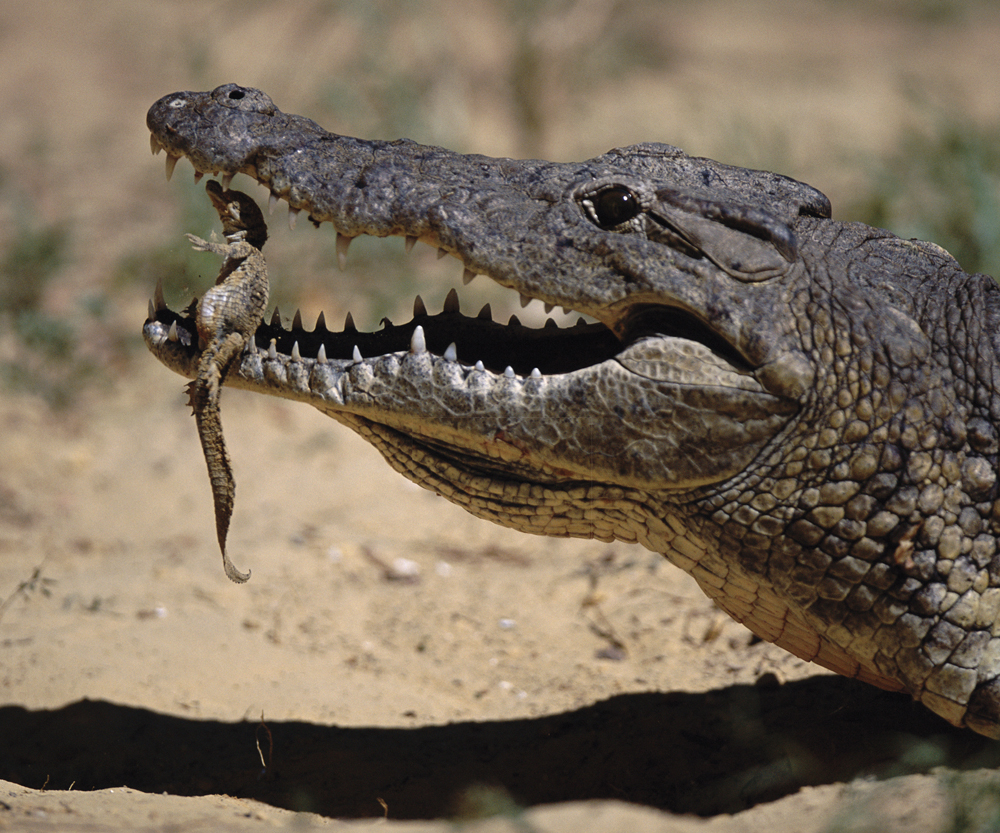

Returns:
150,287,749,379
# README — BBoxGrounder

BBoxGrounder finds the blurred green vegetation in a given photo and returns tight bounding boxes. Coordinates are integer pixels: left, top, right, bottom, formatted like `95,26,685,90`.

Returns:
311,0,670,156
0,173,103,409
941,771,1000,833
831,0,992,24
846,110,1000,279
825,768,1000,833
114,181,224,311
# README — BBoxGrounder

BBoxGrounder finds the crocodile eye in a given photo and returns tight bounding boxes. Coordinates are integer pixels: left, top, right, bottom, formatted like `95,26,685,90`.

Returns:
587,186,641,229
228,90,245,100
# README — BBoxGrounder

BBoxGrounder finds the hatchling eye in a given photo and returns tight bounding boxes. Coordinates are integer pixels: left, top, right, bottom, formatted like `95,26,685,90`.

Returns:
588,186,641,229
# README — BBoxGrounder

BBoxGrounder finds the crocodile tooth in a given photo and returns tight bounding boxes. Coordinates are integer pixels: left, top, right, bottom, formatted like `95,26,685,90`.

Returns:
508,314,521,327
405,235,417,254
477,303,492,321
462,268,476,285
147,299,155,320
268,339,278,360
475,360,485,372
443,288,460,313
336,233,352,271
413,295,427,317
164,154,180,180
221,172,234,190
344,311,357,331
291,341,302,361
270,307,282,326
315,310,328,332
154,277,166,311
444,342,457,361
519,294,532,308
317,343,328,363
288,206,300,230
504,366,515,378
193,171,204,184
576,317,587,327
562,306,571,315
268,193,280,215
530,368,542,379
168,321,179,342
249,338,257,355
292,309,303,330
544,302,554,314
150,134,161,155
410,325,427,354
544,317,558,329
352,344,363,362
437,248,448,260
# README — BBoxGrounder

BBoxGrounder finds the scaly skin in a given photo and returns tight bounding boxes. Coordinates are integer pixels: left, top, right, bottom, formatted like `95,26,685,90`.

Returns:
184,180,269,583
146,84,1000,737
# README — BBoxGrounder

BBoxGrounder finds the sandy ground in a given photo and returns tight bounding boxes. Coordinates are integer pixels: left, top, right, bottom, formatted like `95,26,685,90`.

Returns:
3,2,1000,830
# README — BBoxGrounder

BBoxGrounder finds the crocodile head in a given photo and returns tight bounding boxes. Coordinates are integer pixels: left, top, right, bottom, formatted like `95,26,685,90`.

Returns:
146,84,1000,738
146,83,831,495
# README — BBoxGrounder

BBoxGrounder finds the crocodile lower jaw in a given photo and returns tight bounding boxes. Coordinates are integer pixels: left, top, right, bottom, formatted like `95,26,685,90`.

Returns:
144,277,772,398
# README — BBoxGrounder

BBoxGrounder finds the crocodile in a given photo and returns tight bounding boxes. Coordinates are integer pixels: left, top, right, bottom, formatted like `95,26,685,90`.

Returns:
181,179,270,583
145,83,1000,738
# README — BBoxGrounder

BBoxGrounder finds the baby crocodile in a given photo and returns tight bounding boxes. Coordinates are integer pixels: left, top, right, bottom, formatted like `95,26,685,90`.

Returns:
181,179,269,583
146,84,1000,737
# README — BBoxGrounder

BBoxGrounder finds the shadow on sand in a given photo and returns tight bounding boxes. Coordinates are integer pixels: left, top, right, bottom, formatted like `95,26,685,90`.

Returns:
2,677,998,819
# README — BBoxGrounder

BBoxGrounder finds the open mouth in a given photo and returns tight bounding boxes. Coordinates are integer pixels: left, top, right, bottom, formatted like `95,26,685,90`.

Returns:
150,286,752,381
147,132,756,384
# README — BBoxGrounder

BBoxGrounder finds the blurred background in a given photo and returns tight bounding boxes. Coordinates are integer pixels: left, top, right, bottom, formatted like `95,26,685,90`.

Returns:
3,4,1000,823
2,0,999,409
